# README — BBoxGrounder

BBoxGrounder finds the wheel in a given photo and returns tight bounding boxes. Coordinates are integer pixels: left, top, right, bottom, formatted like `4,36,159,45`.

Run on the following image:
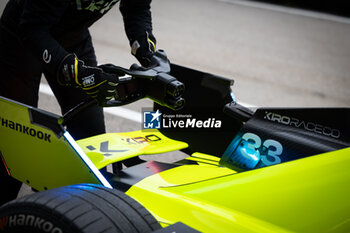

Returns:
0,184,161,233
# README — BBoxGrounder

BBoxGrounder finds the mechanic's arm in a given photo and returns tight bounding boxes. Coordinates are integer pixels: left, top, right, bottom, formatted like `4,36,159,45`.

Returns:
18,0,118,105
18,0,70,73
119,0,157,67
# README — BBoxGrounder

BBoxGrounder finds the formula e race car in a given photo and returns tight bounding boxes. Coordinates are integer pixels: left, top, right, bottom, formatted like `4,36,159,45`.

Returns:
0,59,349,233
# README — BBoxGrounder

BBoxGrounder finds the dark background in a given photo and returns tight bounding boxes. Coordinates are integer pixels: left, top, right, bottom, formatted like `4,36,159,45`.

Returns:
253,0,350,17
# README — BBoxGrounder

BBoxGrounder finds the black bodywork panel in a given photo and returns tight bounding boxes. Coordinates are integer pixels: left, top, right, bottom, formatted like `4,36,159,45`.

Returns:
154,64,243,157
221,107,350,171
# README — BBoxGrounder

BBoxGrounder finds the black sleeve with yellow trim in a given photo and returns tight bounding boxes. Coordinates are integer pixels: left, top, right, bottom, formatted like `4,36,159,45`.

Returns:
17,0,71,74
119,0,157,67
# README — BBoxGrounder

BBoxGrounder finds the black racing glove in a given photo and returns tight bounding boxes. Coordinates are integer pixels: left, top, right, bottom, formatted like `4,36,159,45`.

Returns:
131,31,157,67
130,49,171,73
100,50,185,110
57,54,118,106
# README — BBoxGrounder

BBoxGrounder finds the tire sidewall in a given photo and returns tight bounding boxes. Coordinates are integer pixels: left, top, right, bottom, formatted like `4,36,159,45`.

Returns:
0,202,76,233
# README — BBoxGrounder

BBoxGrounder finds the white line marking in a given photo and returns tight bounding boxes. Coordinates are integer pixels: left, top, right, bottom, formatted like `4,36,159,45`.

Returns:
39,83,255,123
217,0,350,25
39,83,54,96
104,107,142,123
39,83,142,123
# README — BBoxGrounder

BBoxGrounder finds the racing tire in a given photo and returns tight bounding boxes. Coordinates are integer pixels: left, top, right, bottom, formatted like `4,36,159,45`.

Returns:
0,183,161,233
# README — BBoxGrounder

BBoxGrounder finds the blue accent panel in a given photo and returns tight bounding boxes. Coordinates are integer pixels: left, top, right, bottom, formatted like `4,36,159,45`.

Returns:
220,134,261,171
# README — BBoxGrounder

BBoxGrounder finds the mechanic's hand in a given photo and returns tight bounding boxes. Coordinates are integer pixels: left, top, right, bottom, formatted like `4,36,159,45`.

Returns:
130,31,157,67
130,50,171,74
99,63,142,102
57,54,118,106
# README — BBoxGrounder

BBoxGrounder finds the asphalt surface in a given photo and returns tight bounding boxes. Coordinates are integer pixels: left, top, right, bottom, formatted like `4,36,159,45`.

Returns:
1,0,350,197
91,0,350,108
1,0,349,115
36,0,350,131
